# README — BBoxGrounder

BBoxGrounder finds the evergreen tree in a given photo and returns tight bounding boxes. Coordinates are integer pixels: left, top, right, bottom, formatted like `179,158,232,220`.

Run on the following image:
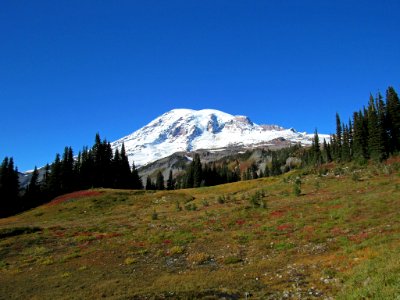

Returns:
334,113,342,160
49,154,62,197
220,161,230,183
61,146,75,193
92,133,104,187
167,170,174,190
145,176,154,190
247,162,258,179
330,134,337,161
0,157,20,217
367,95,386,161
270,152,281,176
264,164,270,177
323,139,332,163
192,154,203,188
92,134,113,187
352,111,368,163
24,166,40,207
112,148,121,188
41,164,51,200
385,87,400,152
185,163,194,188
348,119,354,157
341,124,351,162
119,143,132,189
131,162,143,189
155,171,165,190
79,147,95,189
104,142,113,187
376,92,389,156
312,129,322,165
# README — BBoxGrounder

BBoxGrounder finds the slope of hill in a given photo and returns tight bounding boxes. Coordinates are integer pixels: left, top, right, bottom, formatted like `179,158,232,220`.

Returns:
1,161,399,299
111,109,329,167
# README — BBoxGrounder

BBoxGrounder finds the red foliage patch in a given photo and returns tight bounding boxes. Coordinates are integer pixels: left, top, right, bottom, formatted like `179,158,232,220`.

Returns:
276,224,292,231
349,231,369,243
330,204,343,209
204,219,216,225
47,190,102,206
163,239,172,245
386,156,400,165
236,219,246,226
303,225,314,233
270,210,286,218
94,233,122,240
53,231,65,238
130,241,147,248
331,227,345,236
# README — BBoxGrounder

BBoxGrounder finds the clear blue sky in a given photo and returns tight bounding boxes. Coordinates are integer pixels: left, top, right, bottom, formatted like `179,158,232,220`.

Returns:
1,0,399,171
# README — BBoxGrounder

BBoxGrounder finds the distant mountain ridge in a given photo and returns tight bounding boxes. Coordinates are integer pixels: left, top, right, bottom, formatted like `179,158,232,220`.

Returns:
111,108,328,167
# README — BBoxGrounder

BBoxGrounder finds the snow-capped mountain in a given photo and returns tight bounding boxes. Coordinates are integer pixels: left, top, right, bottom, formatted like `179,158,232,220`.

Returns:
111,109,328,167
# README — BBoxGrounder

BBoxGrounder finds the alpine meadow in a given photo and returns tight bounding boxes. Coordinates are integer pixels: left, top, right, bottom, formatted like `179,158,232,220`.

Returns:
1,87,400,299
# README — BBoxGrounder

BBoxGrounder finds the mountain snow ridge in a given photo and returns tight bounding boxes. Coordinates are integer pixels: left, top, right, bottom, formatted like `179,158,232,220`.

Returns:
111,108,328,167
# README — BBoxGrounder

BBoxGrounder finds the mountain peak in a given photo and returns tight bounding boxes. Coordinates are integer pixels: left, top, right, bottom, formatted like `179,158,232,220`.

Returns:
111,108,327,167
163,108,235,121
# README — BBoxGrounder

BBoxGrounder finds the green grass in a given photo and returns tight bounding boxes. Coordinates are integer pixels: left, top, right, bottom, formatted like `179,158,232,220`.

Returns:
337,245,400,299
0,162,399,299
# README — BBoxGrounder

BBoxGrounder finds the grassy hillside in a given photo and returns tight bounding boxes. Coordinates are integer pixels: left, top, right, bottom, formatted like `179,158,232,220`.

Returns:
1,161,400,299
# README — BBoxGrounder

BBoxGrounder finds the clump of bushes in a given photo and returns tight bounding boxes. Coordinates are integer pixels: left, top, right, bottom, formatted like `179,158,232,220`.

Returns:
124,257,136,265
293,176,302,197
175,200,182,211
249,190,267,208
217,195,225,204
169,245,185,255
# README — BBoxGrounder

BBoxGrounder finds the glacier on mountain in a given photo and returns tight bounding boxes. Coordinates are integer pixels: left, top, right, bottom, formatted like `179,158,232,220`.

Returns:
111,109,328,167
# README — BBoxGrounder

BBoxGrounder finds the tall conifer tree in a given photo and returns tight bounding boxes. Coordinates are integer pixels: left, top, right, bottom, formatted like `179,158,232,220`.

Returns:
335,113,342,160
131,162,142,189
193,154,203,188
119,143,132,189
312,129,322,165
341,124,351,162
386,86,400,152
167,170,174,190
367,95,385,161
0,157,20,216
49,154,62,197
156,171,165,190
25,166,40,207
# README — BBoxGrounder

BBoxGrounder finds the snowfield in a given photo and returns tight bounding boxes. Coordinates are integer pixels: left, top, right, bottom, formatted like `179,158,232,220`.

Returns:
111,108,330,167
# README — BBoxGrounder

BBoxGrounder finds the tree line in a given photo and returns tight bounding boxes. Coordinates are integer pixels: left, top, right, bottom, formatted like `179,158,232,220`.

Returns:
0,134,142,217
170,145,303,189
173,85,400,186
305,86,400,166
